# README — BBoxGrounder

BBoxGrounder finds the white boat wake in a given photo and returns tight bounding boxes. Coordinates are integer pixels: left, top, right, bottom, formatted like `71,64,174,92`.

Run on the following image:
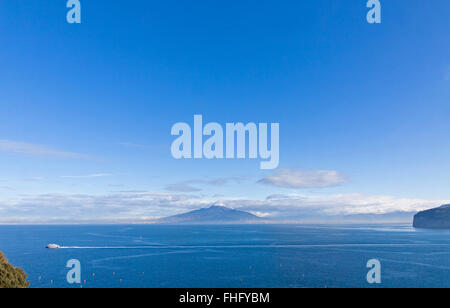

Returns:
58,243,450,249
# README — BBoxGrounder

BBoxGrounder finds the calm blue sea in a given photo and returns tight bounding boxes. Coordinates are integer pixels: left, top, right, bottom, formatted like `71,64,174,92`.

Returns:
0,224,449,288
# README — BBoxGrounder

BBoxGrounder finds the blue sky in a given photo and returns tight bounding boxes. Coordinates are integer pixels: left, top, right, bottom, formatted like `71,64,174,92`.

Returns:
0,1,449,223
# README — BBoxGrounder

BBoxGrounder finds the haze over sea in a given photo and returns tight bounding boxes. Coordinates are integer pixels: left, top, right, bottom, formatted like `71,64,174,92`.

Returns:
1,224,449,288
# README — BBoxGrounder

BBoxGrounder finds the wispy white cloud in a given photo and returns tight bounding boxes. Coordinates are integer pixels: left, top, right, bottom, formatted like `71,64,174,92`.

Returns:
0,186,15,191
117,142,166,152
259,168,347,189
60,173,112,179
22,177,44,182
0,140,90,159
117,142,154,149
108,184,125,188
166,177,246,192
165,184,202,192
193,177,245,186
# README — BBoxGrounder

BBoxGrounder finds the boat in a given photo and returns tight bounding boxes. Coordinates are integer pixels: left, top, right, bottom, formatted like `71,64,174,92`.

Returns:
46,244,61,249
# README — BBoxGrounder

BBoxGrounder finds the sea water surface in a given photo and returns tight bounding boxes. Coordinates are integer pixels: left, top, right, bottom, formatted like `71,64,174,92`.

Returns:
0,224,449,288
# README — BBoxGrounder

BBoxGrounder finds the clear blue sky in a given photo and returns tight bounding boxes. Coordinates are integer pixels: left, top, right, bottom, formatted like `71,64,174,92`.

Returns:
0,1,449,223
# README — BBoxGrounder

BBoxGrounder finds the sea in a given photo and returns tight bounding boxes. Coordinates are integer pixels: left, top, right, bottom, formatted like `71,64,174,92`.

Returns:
0,224,449,288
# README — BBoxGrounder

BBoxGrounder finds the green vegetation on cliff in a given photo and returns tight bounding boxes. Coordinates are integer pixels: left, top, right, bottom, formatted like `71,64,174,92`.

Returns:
0,251,29,288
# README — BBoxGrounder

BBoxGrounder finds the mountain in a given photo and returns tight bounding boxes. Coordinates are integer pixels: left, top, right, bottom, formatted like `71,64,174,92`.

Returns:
413,204,450,229
157,206,262,224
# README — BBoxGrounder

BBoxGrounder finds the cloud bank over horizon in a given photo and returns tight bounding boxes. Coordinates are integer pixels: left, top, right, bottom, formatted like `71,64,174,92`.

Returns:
0,190,446,224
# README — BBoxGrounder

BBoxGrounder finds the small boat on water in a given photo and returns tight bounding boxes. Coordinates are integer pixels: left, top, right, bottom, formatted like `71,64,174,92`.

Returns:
46,244,61,249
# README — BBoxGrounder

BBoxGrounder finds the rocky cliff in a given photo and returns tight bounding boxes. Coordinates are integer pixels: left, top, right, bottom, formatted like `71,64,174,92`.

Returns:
413,204,450,229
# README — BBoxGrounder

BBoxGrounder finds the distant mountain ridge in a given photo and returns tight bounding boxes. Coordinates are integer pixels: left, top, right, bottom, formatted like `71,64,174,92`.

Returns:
157,206,262,224
413,204,450,229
